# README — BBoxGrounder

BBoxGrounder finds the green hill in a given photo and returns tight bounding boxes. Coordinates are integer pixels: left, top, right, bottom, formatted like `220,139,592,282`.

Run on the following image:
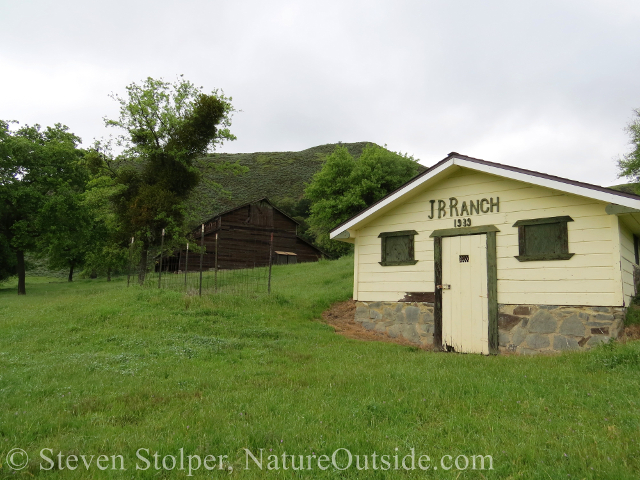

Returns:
187,142,422,224
608,183,639,195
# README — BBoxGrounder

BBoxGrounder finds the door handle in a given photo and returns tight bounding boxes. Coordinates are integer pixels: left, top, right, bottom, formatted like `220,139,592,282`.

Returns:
437,284,451,290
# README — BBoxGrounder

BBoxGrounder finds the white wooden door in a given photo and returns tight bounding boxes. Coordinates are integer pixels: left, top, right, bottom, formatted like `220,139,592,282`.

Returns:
441,234,489,354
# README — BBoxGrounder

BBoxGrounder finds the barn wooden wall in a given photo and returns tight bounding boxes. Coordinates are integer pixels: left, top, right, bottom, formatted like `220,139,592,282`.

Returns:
167,200,322,271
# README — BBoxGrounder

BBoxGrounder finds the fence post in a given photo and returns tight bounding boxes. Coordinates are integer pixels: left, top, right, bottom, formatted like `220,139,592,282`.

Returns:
199,224,204,297
214,233,218,294
184,242,189,288
158,229,165,289
268,232,273,294
127,236,134,287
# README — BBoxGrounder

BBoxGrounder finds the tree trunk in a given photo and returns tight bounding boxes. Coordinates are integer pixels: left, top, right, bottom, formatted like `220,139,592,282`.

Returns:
16,250,26,295
90,269,97,279
68,263,74,282
138,249,148,285
107,268,111,282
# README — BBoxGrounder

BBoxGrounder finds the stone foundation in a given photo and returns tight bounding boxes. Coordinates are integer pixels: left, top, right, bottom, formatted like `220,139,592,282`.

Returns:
498,304,625,354
354,301,626,354
355,301,435,347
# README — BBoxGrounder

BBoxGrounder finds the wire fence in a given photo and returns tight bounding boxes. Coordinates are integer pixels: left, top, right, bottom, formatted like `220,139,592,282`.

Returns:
137,267,270,296
126,231,274,296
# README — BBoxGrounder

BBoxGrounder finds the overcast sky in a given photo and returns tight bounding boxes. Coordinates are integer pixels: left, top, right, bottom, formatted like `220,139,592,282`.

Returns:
2,0,639,186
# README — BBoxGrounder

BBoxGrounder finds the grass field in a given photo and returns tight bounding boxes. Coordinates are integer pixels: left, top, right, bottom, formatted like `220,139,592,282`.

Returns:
1,257,640,478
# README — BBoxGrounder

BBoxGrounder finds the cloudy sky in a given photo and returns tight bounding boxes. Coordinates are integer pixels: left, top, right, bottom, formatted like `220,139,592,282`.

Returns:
2,0,639,186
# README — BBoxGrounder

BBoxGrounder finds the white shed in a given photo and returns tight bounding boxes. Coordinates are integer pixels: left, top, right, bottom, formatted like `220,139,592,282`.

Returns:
330,153,640,354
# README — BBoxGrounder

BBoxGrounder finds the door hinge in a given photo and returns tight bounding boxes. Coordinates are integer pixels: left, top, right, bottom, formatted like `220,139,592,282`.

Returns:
437,284,451,290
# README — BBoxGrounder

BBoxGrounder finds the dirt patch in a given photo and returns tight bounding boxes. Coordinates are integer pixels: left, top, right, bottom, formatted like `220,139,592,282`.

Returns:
320,299,430,349
624,324,640,342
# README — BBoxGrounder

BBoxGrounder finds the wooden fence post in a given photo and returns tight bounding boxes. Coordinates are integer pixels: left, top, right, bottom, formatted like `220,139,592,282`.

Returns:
214,233,218,294
199,224,204,297
158,228,165,289
184,242,189,288
268,232,273,294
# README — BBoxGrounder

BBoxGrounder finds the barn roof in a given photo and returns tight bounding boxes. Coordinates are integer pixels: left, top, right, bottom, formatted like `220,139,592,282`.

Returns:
201,197,300,226
196,197,328,256
330,152,640,239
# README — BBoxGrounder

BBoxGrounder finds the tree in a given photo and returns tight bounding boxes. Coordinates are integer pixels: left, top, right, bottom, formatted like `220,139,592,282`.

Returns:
0,120,84,294
79,166,130,281
618,108,640,184
0,230,15,284
305,144,420,257
35,184,94,282
90,76,236,283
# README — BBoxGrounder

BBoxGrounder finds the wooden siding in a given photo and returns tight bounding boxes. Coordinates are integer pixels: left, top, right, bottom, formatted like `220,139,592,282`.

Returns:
354,168,623,306
295,237,324,263
167,199,322,271
619,220,637,306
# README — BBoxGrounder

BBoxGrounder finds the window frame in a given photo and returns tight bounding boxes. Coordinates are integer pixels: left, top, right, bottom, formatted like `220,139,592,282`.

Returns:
378,230,418,266
512,216,574,262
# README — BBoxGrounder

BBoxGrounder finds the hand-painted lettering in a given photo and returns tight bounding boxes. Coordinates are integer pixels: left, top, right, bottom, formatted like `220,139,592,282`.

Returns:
427,196,500,219
449,197,459,217
428,200,435,219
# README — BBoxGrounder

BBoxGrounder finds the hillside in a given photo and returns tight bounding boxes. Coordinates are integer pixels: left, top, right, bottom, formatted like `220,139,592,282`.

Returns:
186,142,424,224
608,183,640,195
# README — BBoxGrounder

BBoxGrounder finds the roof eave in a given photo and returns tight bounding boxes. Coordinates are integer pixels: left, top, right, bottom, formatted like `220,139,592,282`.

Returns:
330,154,640,239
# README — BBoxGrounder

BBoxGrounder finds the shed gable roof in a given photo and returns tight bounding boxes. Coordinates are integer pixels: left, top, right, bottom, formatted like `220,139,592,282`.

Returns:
330,152,640,239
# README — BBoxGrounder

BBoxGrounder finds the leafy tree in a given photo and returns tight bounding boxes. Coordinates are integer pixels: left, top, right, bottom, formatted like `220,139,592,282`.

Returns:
0,120,84,294
618,108,640,185
79,166,130,281
0,230,15,283
35,184,94,282
89,76,237,283
305,144,419,257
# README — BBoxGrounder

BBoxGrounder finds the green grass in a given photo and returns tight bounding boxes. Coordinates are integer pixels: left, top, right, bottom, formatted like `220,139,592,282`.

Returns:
624,294,640,326
1,257,639,478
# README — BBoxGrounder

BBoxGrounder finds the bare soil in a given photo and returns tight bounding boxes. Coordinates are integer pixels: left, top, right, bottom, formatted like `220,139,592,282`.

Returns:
320,299,431,349
624,324,640,341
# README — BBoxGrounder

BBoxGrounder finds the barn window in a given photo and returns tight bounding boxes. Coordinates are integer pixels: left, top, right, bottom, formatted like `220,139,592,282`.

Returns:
378,230,418,266
513,216,574,262
275,251,297,265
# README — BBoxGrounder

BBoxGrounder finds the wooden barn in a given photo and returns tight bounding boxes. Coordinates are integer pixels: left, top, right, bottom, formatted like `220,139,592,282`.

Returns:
164,198,324,272
330,153,640,355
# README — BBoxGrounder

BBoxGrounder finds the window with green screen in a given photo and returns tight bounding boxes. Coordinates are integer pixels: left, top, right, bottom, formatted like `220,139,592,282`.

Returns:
513,216,574,262
378,230,418,266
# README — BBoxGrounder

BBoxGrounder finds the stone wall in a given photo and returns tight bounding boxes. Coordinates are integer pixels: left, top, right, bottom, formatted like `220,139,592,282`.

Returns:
498,304,625,354
355,301,435,347
354,301,626,354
